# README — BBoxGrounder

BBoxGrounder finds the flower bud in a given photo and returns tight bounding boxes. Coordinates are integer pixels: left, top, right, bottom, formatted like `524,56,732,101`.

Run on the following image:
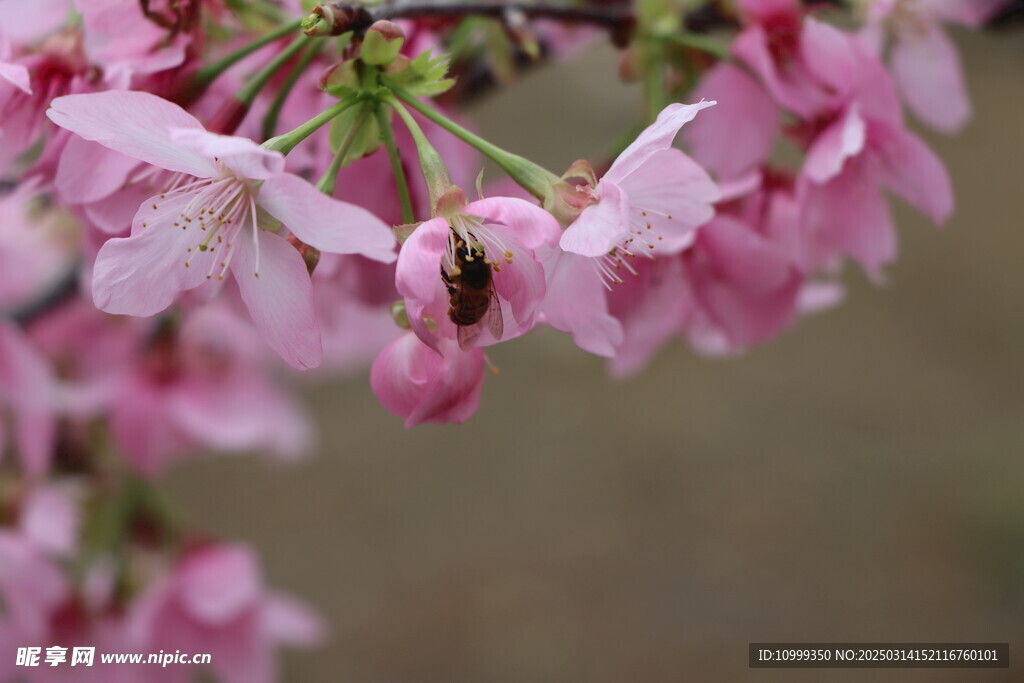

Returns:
359,20,406,66
318,59,359,95
302,2,373,37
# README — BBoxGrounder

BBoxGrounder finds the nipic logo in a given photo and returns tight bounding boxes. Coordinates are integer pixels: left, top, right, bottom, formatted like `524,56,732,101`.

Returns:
16,647,95,667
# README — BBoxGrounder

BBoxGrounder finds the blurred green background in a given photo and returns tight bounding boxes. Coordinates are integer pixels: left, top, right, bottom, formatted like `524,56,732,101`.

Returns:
167,30,1024,682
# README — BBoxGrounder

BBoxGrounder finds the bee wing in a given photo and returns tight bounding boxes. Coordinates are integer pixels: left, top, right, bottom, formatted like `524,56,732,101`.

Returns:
457,319,484,351
487,286,503,341
456,289,502,351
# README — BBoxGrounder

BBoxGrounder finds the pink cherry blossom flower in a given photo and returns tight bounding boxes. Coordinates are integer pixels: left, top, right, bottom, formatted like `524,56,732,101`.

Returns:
0,33,89,175
731,0,832,119
560,101,720,261
107,306,312,475
734,11,952,274
371,332,486,427
75,0,192,89
128,543,324,683
542,103,718,358
861,0,1010,133
396,195,560,351
790,20,953,273
47,90,397,369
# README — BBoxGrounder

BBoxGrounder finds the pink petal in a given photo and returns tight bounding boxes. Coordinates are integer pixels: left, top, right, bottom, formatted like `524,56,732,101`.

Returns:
20,486,77,557
869,119,953,224
682,63,779,179
560,182,630,257
615,148,719,253
803,105,867,184
370,333,485,428
262,593,326,647
169,372,311,459
46,91,215,177
802,166,896,274
697,216,794,293
890,24,970,133
607,257,689,377
0,60,30,94
489,231,546,336
91,193,218,316
169,128,285,180
259,172,396,263
463,196,561,249
800,18,860,97
540,251,623,357
395,217,450,305
178,545,262,625
731,25,825,119
605,101,717,184
83,182,152,234
230,229,323,370
55,136,139,204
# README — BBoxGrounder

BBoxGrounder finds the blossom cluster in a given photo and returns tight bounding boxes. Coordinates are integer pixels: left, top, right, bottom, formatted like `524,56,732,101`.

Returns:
0,0,1008,679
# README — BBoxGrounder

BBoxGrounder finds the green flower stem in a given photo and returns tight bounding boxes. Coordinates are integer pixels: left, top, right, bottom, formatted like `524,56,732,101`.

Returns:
382,94,453,213
386,84,560,202
193,19,302,88
316,104,375,195
262,95,364,155
262,41,322,140
376,107,416,224
236,34,310,107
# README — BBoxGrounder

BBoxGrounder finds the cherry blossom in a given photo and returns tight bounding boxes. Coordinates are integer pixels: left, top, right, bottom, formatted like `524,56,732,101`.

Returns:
371,332,485,427
47,90,397,369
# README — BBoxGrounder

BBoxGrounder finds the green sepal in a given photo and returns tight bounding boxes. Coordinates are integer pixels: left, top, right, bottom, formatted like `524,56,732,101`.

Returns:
385,50,456,97
328,104,383,166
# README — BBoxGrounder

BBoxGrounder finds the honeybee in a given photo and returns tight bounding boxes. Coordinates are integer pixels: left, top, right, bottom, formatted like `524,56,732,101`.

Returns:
441,239,504,350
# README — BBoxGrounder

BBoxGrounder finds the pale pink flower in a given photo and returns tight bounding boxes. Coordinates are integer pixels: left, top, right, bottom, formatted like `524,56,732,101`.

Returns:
734,12,952,274
537,247,624,357
47,90,397,369
128,543,324,683
560,102,720,260
371,332,485,427
75,0,191,89
396,196,559,351
0,34,89,175
792,20,953,273
107,306,312,475
731,0,833,119
861,0,1010,132
545,103,718,358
